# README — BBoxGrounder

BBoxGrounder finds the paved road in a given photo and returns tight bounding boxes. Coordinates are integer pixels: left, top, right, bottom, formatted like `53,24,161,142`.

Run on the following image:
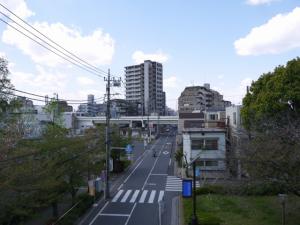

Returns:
82,134,180,225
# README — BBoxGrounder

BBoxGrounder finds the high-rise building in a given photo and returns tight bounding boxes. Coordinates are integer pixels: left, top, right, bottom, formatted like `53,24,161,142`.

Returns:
125,60,164,115
178,83,231,113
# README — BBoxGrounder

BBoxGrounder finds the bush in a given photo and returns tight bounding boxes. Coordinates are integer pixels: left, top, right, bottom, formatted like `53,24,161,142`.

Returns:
196,185,226,195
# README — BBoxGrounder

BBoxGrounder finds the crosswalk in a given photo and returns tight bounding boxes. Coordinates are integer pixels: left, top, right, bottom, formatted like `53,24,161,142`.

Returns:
166,176,200,192
111,189,164,204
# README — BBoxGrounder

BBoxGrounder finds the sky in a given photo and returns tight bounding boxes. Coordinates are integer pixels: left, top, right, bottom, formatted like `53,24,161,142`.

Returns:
0,0,300,110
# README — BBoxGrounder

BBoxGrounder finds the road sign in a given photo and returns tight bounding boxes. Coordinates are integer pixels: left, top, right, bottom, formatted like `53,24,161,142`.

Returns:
125,144,133,154
182,179,193,198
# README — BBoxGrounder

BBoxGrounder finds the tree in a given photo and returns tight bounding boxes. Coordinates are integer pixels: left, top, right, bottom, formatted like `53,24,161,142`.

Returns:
241,57,300,196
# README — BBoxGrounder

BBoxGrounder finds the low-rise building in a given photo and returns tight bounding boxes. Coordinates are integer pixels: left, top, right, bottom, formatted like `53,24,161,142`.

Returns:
181,110,227,179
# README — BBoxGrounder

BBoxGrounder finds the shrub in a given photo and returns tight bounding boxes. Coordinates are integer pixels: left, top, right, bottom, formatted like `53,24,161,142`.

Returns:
195,185,226,195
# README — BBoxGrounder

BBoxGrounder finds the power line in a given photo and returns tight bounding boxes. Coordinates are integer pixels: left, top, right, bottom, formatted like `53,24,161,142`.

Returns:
0,3,109,77
0,17,107,79
0,90,105,105
1,85,104,102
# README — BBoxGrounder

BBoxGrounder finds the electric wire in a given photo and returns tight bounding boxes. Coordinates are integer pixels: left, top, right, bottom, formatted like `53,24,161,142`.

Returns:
0,3,109,77
0,17,107,79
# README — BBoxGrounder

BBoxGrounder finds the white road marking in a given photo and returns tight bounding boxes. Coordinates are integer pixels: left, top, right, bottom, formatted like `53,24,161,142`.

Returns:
139,190,148,203
117,183,123,191
142,140,167,190
124,203,137,225
148,190,156,203
88,201,109,225
112,189,124,202
169,158,172,166
158,190,164,202
123,139,159,184
130,190,140,203
121,190,132,203
99,213,130,217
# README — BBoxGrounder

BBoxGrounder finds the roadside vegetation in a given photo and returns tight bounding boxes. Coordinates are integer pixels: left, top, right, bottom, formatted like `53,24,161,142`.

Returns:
0,57,132,225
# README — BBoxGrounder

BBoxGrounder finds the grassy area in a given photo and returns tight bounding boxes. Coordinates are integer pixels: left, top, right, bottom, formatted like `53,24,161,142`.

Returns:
183,195,300,225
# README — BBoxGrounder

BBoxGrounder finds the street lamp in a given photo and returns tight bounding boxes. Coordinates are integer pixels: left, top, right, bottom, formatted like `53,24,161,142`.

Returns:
278,194,287,225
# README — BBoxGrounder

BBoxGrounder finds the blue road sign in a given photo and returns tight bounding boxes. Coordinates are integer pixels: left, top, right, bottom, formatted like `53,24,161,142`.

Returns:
125,144,133,153
182,179,193,198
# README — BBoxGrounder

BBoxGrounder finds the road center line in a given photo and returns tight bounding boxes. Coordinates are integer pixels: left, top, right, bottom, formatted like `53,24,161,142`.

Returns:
123,139,159,184
142,137,169,190
124,203,137,225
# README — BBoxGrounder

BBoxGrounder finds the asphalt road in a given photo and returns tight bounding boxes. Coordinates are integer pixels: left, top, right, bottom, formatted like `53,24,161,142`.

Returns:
81,133,180,225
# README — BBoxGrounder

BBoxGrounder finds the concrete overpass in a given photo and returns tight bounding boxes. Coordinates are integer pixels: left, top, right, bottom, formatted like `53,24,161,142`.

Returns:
75,115,178,129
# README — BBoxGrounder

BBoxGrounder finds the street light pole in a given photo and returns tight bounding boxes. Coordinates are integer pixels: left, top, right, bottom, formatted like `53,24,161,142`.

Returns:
191,161,198,225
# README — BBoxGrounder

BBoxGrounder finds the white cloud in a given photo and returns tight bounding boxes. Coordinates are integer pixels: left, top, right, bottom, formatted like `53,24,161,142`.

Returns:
132,50,169,64
217,74,224,79
246,0,278,5
2,22,115,67
234,7,300,56
0,0,34,19
77,76,94,85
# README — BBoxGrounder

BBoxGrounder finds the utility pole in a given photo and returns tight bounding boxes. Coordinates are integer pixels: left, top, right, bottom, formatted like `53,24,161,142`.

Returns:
104,70,121,200
104,69,111,200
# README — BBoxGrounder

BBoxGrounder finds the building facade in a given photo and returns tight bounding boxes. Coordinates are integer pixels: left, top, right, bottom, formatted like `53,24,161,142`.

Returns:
125,60,165,115
225,105,248,179
180,110,227,179
178,83,231,113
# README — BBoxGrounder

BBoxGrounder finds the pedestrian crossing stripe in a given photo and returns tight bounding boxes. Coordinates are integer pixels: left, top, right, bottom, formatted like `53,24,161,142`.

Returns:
111,189,164,204
165,176,200,192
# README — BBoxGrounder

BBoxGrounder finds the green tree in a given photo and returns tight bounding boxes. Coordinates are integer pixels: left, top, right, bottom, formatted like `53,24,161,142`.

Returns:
241,57,300,196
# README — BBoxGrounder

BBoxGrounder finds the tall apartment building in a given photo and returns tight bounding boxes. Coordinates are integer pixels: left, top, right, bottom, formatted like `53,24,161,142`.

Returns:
125,60,165,115
178,83,231,113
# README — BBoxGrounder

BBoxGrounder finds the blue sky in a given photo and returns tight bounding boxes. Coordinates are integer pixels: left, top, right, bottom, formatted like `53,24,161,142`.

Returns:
0,0,300,109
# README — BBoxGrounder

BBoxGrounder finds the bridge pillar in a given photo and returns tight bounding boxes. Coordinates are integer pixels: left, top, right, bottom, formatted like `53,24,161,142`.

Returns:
129,120,133,128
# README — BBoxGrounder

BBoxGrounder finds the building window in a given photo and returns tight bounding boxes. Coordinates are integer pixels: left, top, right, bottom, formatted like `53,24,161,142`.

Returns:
205,161,218,167
191,139,218,150
209,114,218,120
205,139,218,150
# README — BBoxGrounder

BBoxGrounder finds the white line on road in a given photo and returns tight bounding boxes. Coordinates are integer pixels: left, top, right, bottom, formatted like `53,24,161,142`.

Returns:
142,138,168,190
88,201,109,225
148,190,156,203
169,158,171,166
139,190,148,203
112,189,124,202
123,139,159,184
124,203,137,225
158,190,164,202
121,190,132,203
129,190,140,203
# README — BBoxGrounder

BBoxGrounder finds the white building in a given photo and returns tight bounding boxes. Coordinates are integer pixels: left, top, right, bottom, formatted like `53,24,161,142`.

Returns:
181,110,227,179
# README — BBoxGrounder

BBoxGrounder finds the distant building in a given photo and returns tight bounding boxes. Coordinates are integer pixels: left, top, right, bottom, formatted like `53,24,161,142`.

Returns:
178,83,231,113
125,60,164,115
77,94,104,116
